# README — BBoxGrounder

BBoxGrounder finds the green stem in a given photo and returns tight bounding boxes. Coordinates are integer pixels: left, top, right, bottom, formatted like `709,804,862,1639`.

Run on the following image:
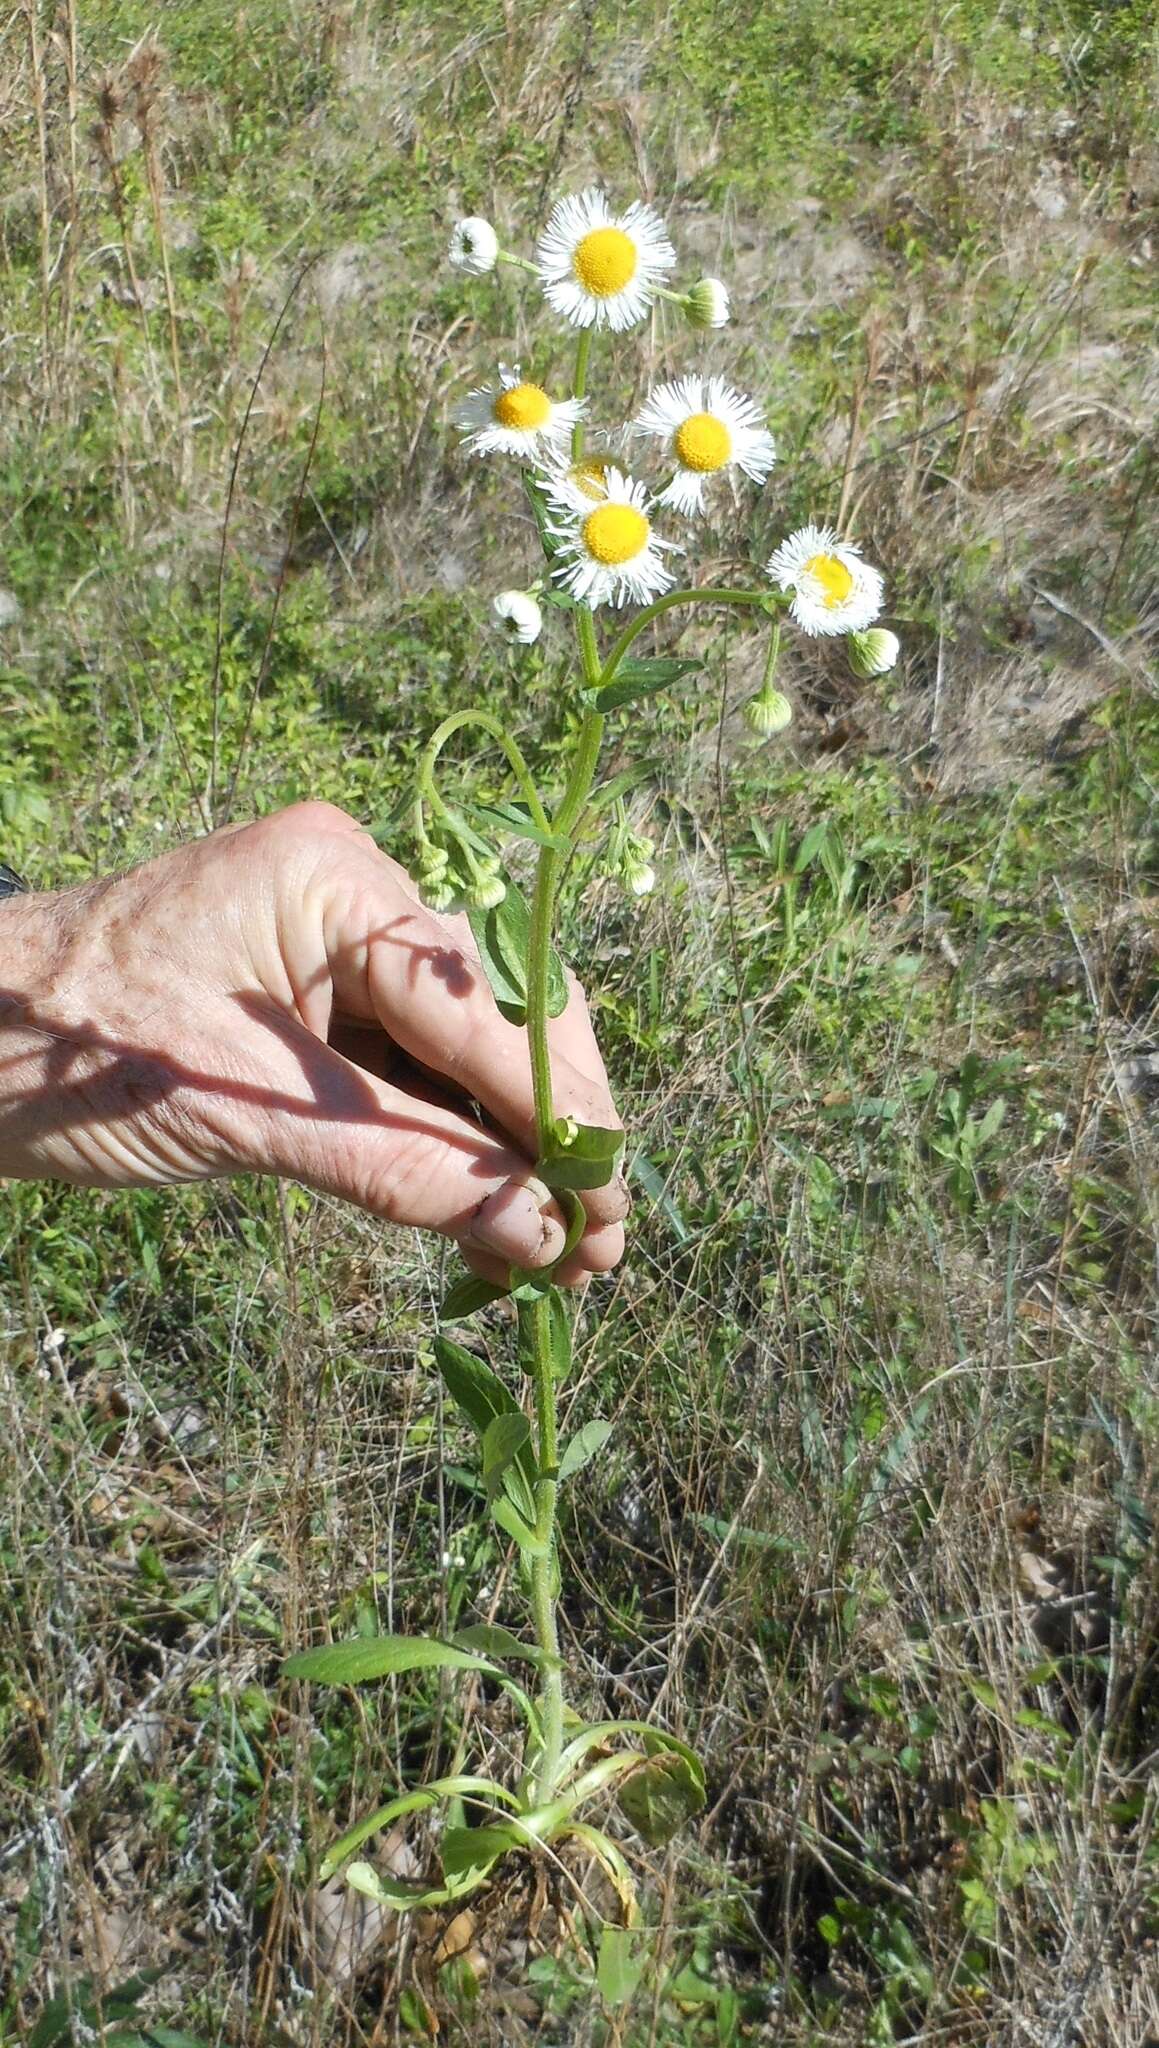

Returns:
523,603,606,1803
418,709,552,835
598,586,779,691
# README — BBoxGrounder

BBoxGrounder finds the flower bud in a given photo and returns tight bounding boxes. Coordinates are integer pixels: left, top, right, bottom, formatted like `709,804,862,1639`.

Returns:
620,832,656,898
449,216,499,275
419,875,456,912
468,873,507,911
846,628,900,679
624,859,656,898
684,277,730,329
415,844,449,883
492,589,543,645
743,687,793,736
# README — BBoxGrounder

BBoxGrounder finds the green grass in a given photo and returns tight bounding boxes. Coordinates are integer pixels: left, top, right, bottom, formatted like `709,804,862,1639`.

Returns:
2,0,1158,2041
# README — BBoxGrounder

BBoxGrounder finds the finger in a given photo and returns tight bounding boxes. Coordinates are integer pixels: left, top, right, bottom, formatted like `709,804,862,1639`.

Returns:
252,1025,572,1267
325,867,629,1230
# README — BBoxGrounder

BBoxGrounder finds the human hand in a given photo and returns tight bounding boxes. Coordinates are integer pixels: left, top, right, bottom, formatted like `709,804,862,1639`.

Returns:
0,803,627,1286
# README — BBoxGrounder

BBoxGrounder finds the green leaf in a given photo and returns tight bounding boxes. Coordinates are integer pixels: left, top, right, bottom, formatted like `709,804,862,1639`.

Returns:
468,799,571,854
590,656,703,711
491,1497,547,1555
558,1419,612,1482
346,1859,453,1911
451,1623,543,1664
794,822,830,873
440,1822,524,1883
536,1117,625,1192
320,1776,520,1878
439,1272,510,1320
433,1335,537,1520
482,1411,532,1502
597,1926,644,2007
283,1634,497,1686
616,1748,706,1847
467,877,568,1026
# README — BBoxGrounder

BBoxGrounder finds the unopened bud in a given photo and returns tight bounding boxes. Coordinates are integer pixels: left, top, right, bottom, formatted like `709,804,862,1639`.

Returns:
624,860,656,898
468,873,507,911
449,216,499,275
743,687,793,736
420,876,456,912
684,277,730,329
847,628,900,679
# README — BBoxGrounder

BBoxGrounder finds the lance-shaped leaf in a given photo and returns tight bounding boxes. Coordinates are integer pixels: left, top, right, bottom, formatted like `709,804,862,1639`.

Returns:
616,1746,706,1847
468,798,571,854
451,1623,544,1665
587,655,703,712
433,1336,537,1521
468,876,569,1026
439,1272,510,1320
537,1116,625,1192
284,1634,498,1687
597,1925,645,2007
482,1411,532,1503
558,1418,612,1482
441,1820,527,1884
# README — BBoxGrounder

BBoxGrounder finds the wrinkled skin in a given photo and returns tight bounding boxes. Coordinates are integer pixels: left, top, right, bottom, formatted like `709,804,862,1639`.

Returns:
0,803,627,1286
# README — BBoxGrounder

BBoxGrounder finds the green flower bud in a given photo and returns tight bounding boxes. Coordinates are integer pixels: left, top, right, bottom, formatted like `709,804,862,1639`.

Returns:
743,687,793,736
847,628,900,679
684,276,731,329
420,875,456,912
467,873,507,911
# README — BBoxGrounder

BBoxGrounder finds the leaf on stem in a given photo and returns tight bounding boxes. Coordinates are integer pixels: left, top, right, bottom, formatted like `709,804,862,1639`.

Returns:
283,1634,497,1686
439,1272,510,1319
467,876,569,1026
451,1623,544,1664
536,1117,625,1192
586,655,703,712
433,1336,538,1520
558,1418,612,1482
469,798,571,853
482,1411,533,1502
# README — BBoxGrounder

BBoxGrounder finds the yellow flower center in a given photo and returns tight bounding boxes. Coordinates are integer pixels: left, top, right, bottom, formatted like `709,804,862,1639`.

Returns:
493,382,553,431
572,227,638,299
582,502,650,565
804,552,854,607
674,412,732,473
567,457,611,500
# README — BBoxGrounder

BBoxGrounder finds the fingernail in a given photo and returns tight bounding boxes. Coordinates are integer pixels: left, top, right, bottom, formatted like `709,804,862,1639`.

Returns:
467,1180,566,1266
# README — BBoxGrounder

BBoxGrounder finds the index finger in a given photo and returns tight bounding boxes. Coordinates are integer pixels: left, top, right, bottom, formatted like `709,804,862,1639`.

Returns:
332,851,629,1231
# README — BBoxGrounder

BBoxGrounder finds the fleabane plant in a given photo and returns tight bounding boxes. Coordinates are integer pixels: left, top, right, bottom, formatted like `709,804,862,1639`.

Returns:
287,189,898,1948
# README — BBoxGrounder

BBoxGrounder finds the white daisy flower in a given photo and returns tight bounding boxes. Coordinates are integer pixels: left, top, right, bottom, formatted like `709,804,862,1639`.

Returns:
536,188,676,332
454,364,586,460
492,589,543,645
632,374,776,517
449,217,499,274
545,467,676,609
685,277,730,329
766,524,884,637
536,452,614,503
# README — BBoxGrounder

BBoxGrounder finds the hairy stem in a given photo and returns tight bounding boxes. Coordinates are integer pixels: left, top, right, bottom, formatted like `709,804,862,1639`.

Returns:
418,709,553,835
522,598,606,1803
